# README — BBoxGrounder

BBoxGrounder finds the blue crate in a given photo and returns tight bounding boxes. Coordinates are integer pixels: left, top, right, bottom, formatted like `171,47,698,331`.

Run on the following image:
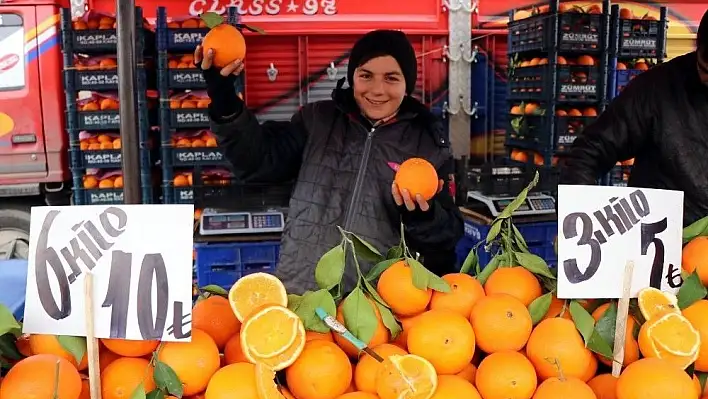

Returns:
195,241,280,290
456,219,558,270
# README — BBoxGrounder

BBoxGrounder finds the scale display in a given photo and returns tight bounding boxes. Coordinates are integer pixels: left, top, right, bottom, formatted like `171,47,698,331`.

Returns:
466,191,556,217
199,211,285,235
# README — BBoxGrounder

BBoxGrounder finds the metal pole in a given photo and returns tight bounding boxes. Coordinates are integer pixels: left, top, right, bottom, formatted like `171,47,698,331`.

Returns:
116,0,142,204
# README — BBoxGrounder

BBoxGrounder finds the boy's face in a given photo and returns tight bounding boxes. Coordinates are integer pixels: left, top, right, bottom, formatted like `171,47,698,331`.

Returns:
352,56,407,121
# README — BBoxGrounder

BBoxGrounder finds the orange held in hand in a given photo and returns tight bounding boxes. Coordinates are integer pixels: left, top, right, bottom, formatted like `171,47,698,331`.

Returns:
394,158,439,201
200,12,246,68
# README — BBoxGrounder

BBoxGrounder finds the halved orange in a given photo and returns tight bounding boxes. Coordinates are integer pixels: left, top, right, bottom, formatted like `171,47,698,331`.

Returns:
241,307,306,371
638,312,700,370
376,354,438,399
228,272,288,322
637,287,680,321
255,362,286,399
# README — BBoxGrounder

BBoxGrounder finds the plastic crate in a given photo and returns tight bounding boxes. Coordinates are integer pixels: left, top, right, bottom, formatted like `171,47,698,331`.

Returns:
194,241,280,290
169,108,211,129
608,164,632,187
76,110,121,131
612,69,643,96
617,18,662,57
465,162,559,196
166,68,207,89
71,69,119,91
72,147,155,170
169,147,227,167
166,182,292,207
73,185,156,205
554,115,596,154
509,12,603,54
506,112,597,154
455,219,558,270
508,65,601,102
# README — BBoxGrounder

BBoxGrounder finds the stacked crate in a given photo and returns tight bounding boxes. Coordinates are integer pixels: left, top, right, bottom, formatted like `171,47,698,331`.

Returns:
60,7,157,205
605,5,668,187
505,0,610,190
156,7,243,205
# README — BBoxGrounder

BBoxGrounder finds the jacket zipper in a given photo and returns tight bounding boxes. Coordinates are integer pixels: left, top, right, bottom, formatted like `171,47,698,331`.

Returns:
342,127,376,231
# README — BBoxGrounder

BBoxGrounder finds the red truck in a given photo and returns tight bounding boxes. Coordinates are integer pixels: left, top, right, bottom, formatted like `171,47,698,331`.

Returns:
0,0,454,258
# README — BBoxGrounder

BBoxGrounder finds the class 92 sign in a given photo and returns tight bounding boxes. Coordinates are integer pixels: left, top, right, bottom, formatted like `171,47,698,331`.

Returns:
22,204,195,342
556,185,684,299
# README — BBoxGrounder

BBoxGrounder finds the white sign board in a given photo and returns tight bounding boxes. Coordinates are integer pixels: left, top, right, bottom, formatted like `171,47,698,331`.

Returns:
23,205,194,342
557,185,684,299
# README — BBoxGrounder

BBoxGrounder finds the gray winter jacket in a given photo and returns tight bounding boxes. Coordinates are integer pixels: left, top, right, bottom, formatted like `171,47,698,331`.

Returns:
210,85,464,294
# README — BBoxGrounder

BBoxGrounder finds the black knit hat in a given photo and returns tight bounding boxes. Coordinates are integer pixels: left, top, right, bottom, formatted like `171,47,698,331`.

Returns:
698,9,708,57
347,30,417,95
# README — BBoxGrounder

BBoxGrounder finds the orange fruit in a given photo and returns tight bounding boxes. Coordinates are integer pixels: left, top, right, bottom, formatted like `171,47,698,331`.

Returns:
336,393,379,399
377,260,432,316
616,358,696,399
99,347,121,371
28,334,88,370
634,62,649,71
255,362,286,399
223,333,248,364
637,312,700,370
192,296,241,350
15,334,32,357
239,317,306,371
306,331,334,342
393,157,439,201
510,105,523,115
430,375,481,399
567,108,582,116
102,357,156,399
334,297,389,358
406,310,475,375
475,351,537,399
523,103,539,115
204,362,258,399
285,340,352,399
354,343,408,394
0,354,82,399
201,23,247,68
682,299,708,371
582,108,598,117
375,354,437,399
483,266,542,307
83,175,99,189
637,287,680,321
429,273,485,319
98,179,114,189
576,55,595,66
683,236,708,287
228,272,288,322
113,176,124,188
157,328,221,396
543,295,572,320
525,318,595,381
240,305,304,364
587,373,618,399
533,376,596,399
469,293,532,353
100,338,159,357
392,313,425,350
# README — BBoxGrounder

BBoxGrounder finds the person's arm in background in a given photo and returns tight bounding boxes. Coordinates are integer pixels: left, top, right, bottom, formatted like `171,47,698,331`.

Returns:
401,159,465,276
198,47,308,183
560,72,654,185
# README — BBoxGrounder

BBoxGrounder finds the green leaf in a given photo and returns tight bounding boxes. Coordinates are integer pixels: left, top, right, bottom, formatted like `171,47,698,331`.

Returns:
287,294,304,312
406,258,451,293
510,117,522,134
0,333,23,360
683,216,708,244
459,247,479,275
587,330,614,359
515,252,555,279
200,284,227,297
698,372,708,392
569,300,595,345
498,172,539,219
528,292,553,325
0,304,21,336
146,390,166,399
200,11,224,29
56,336,86,364
341,287,379,344
593,303,617,351
386,246,403,260
350,234,384,264
315,244,346,290
154,360,183,397
476,254,501,285
486,220,502,244
512,224,530,252
366,258,401,282
130,383,146,399
678,271,708,309
361,278,388,307
374,301,401,339
294,289,337,333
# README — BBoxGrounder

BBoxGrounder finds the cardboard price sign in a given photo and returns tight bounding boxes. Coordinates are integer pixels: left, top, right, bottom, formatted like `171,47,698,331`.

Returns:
557,185,684,299
23,204,194,342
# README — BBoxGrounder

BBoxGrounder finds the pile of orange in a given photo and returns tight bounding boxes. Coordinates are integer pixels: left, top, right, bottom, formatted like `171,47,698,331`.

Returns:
83,173,123,189
516,55,597,68
167,18,208,29
170,94,211,110
510,149,559,167
75,57,117,71
172,132,218,149
72,16,116,31
81,98,120,111
79,134,121,151
172,170,231,187
168,54,198,69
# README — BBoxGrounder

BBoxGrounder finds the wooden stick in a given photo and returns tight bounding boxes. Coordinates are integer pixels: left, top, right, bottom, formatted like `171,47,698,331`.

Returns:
612,260,635,377
84,272,102,399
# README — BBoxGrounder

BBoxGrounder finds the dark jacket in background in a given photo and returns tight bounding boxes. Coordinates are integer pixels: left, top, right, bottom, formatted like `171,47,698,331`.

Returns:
560,52,708,226
210,86,464,294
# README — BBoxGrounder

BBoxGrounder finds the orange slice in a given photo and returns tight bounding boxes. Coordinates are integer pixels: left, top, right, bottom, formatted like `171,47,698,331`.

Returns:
637,287,680,321
241,308,306,371
638,313,700,370
240,305,300,358
229,272,288,322
255,362,286,399
376,354,438,399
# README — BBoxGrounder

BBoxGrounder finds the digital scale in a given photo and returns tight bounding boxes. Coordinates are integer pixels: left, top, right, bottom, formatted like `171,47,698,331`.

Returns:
199,209,285,235
466,191,556,218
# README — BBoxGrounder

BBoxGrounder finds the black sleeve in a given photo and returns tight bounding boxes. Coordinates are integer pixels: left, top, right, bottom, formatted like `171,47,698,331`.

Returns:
560,73,653,185
401,158,464,276
209,101,309,183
